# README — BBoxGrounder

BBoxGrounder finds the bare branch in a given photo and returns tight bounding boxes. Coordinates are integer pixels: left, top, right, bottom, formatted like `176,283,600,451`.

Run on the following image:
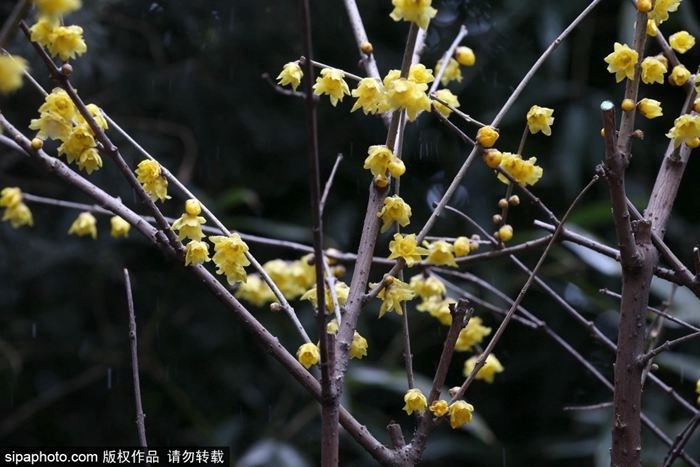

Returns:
123,269,148,448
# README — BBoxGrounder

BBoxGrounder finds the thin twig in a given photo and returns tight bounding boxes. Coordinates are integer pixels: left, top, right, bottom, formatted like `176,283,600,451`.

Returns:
639,331,700,364
429,25,468,95
124,269,148,448
0,0,32,49
320,153,343,215
599,288,699,333
661,412,700,467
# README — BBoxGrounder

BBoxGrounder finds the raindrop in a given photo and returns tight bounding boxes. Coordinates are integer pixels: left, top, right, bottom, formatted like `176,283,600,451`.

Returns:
31,322,36,339
106,367,112,390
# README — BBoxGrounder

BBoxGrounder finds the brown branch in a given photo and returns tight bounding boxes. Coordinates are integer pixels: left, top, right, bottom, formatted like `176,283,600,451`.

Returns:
661,412,700,467
0,0,31,49
639,331,700,364
124,269,148,448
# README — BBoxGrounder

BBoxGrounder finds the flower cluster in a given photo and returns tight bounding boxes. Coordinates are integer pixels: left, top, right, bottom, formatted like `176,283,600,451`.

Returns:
410,274,457,326
29,89,107,174
493,152,544,186
464,353,504,383
0,55,28,95
210,233,251,285
30,1,87,62
135,159,170,201
454,316,492,352
364,145,406,183
301,281,350,314
0,187,33,228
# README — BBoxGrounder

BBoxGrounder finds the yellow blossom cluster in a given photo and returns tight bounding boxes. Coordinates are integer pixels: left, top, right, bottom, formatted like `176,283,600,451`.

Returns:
497,152,543,186
464,353,504,383
409,274,456,326
30,0,87,62
210,233,251,285
666,114,700,148
135,159,170,202
0,187,34,228
29,89,107,174
0,55,28,94
364,145,406,182
384,67,432,121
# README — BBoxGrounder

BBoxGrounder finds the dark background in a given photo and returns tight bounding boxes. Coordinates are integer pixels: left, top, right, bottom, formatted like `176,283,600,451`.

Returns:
1,0,700,465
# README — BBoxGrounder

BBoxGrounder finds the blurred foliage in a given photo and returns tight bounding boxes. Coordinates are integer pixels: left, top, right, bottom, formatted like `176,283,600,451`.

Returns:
2,0,700,465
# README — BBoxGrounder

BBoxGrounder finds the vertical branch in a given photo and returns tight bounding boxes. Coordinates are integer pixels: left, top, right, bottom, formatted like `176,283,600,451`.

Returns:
0,0,32,49
299,1,338,464
123,269,148,448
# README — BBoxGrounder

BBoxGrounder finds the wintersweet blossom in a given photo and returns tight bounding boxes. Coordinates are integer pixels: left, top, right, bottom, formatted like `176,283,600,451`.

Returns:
640,56,667,84
389,0,437,30
455,317,492,351
377,195,412,233
425,240,457,267
464,354,504,383
384,77,431,121
375,276,415,318
235,274,274,307
402,388,427,415
453,236,471,257
435,58,462,86
58,124,96,164
648,0,682,25
76,147,102,174
312,68,350,107
669,64,690,86
669,31,695,53
350,331,368,359
110,216,130,238
301,281,350,314
0,187,22,209
432,89,460,117
184,240,210,266
135,159,170,202
497,152,543,186
39,88,76,121
262,258,315,300
455,46,475,66
276,62,303,91
476,126,499,148
604,42,638,82
408,64,435,84
68,212,97,239
0,55,27,94
209,233,251,285
646,20,659,37
388,233,428,266
409,274,446,301
637,98,663,119
448,400,474,428
363,145,406,178
34,0,82,17
296,342,320,369
29,109,72,141
429,400,449,417
666,114,700,147
47,24,87,61
416,297,455,326
0,188,33,228
171,199,207,241
526,105,555,136
497,224,514,242
351,78,387,114
77,104,109,130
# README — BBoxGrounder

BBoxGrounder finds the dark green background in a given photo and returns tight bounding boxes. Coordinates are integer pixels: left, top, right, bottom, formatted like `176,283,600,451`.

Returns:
1,0,700,465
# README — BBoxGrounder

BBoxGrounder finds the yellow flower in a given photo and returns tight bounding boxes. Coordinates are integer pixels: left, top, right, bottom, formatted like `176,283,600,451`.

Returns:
0,187,22,209
389,0,437,30
77,103,109,131
435,58,462,86
497,152,543,186
385,77,431,121
408,64,435,84
68,211,97,239
377,195,411,233
135,159,170,202
326,319,339,334
455,317,492,351
235,274,274,307
526,105,554,136
640,56,667,84
455,46,475,66
29,110,72,141
429,400,449,417
375,276,415,318
417,297,454,326
351,78,387,114
402,388,427,415
2,203,34,228
363,145,406,178
210,233,251,285
263,259,307,299
184,240,210,266
453,236,471,257
425,240,457,267
669,31,695,53
666,114,700,147
350,331,368,359
171,199,207,241
301,281,350,314
497,224,514,242
388,233,428,266
669,64,690,86
646,20,659,37
464,354,504,383
34,0,82,17
29,17,57,47
432,89,460,117
409,274,446,301
476,126,499,148
47,25,87,61
648,0,682,24
604,42,638,83
276,61,303,91
39,88,76,121
110,216,130,238
0,55,28,94
696,378,700,405
637,98,662,119
57,124,95,164
448,400,474,428
296,342,320,369
312,68,350,107
76,147,102,174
